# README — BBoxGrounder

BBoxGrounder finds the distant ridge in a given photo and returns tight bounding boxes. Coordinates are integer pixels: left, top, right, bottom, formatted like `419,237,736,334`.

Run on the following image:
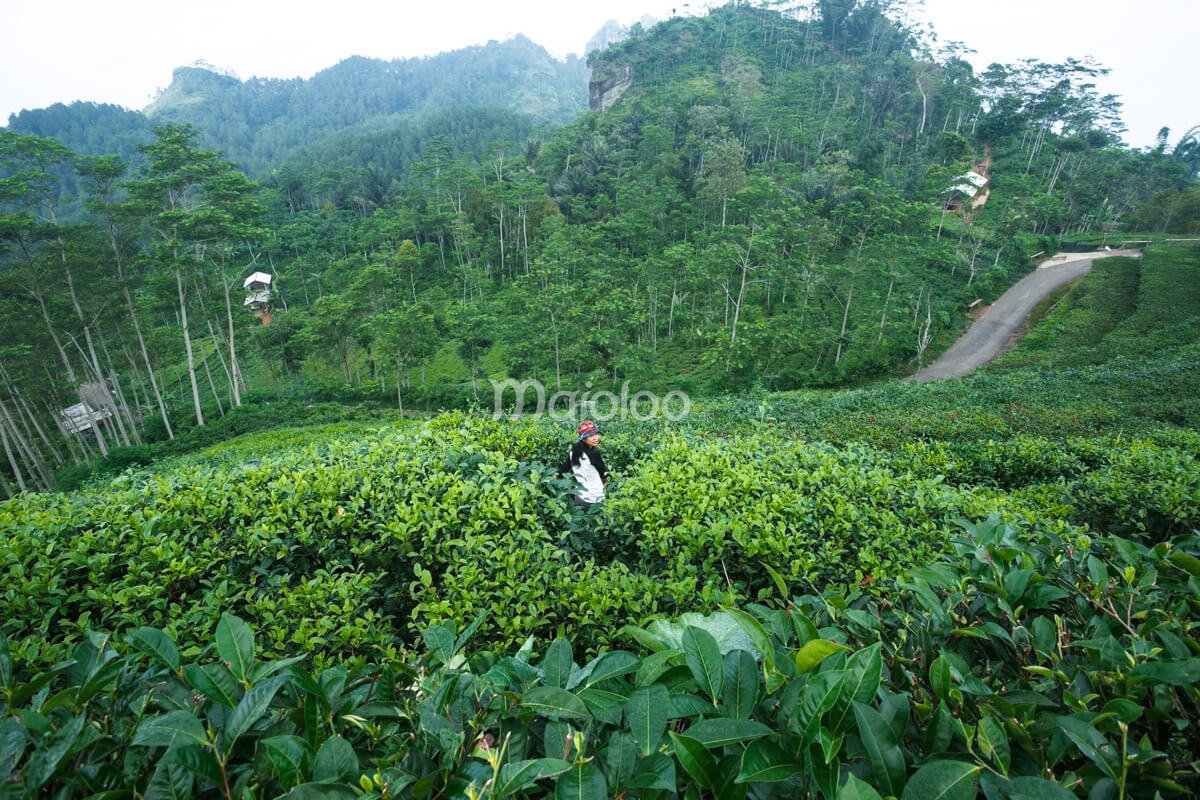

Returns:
7,35,589,175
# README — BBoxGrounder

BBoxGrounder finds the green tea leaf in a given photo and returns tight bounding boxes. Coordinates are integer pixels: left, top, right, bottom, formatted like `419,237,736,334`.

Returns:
685,717,772,748
795,639,847,674
581,651,640,688
924,703,955,754
736,739,802,783
127,627,181,672
1168,551,1200,577
0,634,10,691
669,732,720,789
21,715,84,790
577,687,626,725
263,735,310,789
251,654,308,684
929,654,953,701
838,773,884,800
313,735,359,784
132,711,208,748
554,762,607,800
626,683,669,756
683,626,724,701
635,649,684,686
452,611,489,655
1002,776,1077,799
422,622,456,667
604,731,639,790
790,671,843,744
852,701,906,797
844,643,883,706
1130,658,1200,686
215,614,254,683
1055,715,1120,782
162,745,224,786
721,649,760,719
283,783,358,799
220,676,285,756
725,608,773,668
521,687,591,721
628,752,676,791
495,758,571,797
976,715,1010,774
669,693,718,719
808,743,840,798
542,638,574,689
898,760,979,800
145,761,193,800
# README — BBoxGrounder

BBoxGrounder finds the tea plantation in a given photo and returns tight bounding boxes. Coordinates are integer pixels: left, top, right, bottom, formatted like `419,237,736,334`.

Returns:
2,247,1198,798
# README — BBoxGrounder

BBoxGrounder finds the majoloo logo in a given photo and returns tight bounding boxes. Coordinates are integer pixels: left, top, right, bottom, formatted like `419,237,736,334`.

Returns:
491,379,690,421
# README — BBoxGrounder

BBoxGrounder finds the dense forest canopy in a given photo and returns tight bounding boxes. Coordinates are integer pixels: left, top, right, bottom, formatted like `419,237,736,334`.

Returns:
1,0,1198,494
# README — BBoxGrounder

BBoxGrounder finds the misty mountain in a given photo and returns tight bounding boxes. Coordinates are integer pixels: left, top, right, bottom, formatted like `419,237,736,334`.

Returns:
6,35,589,177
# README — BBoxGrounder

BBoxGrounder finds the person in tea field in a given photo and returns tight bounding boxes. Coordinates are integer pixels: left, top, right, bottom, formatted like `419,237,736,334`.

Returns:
557,419,608,508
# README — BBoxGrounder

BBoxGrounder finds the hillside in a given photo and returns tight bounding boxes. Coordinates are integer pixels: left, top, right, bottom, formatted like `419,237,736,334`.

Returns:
6,35,588,177
0,1,1197,497
1,245,1197,797
4,3,1199,794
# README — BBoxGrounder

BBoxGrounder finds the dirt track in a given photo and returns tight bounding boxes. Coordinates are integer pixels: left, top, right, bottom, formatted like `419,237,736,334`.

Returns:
912,250,1140,382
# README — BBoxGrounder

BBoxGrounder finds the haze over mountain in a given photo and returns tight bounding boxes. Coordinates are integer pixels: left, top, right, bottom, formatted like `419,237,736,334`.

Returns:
7,34,590,177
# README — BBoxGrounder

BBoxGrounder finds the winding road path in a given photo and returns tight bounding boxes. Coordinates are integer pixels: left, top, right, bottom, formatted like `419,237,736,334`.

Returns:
912,249,1140,382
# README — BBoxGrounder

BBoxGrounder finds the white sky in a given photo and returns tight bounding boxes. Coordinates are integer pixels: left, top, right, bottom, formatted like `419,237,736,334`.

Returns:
1,0,1197,150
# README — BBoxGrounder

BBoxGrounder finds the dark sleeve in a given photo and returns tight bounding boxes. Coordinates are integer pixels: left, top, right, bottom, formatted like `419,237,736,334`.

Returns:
591,450,608,481
557,444,577,476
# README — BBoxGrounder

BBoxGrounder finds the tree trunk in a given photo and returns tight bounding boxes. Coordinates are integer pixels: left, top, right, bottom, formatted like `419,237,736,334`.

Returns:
835,281,855,366
0,408,29,494
99,334,140,445
33,291,78,385
16,393,64,468
221,271,243,407
123,286,174,439
0,395,47,490
877,275,895,344
730,237,755,345
207,317,236,408
202,351,225,418
177,268,205,426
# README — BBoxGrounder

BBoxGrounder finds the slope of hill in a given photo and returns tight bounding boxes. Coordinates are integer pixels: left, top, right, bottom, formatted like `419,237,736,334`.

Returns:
2,247,1197,796
1,2,1196,498
6,35,588,176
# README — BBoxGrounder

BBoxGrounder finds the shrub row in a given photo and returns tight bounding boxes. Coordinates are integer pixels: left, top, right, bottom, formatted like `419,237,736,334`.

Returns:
3,517,1197,798
6,414,1200,672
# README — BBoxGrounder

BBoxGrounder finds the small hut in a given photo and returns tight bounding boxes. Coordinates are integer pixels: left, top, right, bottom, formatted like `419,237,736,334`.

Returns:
60,382,116,435
943,169,989,210
243,271,273,325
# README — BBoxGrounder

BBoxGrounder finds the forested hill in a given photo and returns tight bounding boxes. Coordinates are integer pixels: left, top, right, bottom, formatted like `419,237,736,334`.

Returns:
1,2,1198,495
6,35,588,176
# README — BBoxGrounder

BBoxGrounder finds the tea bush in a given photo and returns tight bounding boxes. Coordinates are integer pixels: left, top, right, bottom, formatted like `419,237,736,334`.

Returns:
3,516,1196,798
6,412,1200,675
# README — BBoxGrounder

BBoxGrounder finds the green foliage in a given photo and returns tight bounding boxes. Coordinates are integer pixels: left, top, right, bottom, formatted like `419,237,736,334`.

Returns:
3,514,1196,797
7,408,1200,672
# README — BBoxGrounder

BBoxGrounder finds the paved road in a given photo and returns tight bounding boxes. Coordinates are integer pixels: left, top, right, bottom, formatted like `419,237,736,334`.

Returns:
912,250,1139,382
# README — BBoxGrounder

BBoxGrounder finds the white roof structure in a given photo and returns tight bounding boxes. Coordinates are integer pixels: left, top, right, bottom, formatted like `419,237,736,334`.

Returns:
60,402,111,434
243,271,272,289
947,170,988,198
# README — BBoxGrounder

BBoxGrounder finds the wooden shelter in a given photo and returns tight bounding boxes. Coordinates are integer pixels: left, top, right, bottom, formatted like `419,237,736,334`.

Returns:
243,271,273,325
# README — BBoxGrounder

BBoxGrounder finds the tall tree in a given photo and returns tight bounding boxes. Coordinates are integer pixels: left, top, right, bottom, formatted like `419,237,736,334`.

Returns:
125,123,262,426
